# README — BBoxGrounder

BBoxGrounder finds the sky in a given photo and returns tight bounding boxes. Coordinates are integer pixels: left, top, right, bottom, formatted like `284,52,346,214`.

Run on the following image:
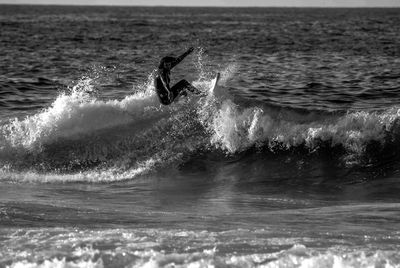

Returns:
2,0,400,7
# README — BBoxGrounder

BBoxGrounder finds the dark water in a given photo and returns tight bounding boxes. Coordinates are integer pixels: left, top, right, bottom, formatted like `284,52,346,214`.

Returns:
1,5,400,267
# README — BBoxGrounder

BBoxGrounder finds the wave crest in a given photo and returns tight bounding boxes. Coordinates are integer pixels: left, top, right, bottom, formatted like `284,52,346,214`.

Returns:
209,99,400,155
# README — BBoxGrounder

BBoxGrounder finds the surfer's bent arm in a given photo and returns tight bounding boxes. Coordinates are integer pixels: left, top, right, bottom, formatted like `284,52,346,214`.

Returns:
171,47,194,69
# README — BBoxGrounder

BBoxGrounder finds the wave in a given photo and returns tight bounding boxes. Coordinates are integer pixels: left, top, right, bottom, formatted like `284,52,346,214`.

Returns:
209,99,400,155
1,64,400,182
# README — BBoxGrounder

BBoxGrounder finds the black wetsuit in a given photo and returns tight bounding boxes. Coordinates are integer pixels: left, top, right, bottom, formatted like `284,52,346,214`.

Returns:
155,71,193,105
154,49,198,105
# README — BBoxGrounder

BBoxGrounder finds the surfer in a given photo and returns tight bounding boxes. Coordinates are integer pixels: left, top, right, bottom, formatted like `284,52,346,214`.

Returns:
154,47,201,105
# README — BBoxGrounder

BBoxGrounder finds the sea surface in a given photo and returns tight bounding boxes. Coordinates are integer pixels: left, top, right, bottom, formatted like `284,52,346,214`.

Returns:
1,5,400,268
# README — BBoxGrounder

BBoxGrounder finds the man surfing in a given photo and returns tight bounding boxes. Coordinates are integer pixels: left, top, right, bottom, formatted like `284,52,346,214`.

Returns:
154,47,201,105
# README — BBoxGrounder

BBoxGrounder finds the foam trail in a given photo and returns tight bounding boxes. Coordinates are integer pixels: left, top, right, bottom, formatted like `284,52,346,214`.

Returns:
0,157,158,183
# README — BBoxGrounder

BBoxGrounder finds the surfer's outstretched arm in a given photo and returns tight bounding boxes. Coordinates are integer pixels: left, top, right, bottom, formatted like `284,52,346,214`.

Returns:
171,47,194,69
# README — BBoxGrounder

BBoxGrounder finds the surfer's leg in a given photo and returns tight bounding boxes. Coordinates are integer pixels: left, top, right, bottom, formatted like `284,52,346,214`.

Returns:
155,86,173,105
171,80,201,95
169,81,186,101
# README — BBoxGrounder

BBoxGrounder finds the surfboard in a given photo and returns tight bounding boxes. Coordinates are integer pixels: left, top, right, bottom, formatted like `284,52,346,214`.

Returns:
185,73,220,100
210,73,220,93
198,73,220,97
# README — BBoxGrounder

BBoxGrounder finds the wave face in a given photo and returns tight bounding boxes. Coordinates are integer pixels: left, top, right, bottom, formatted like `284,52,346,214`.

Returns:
2,64,400,183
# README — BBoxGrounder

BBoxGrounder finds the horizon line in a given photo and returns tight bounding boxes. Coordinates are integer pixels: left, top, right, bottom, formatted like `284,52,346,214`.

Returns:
1,3,400,8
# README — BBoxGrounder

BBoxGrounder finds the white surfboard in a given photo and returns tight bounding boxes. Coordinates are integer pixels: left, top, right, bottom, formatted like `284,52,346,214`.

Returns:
198,73,220,97
192,73,221,98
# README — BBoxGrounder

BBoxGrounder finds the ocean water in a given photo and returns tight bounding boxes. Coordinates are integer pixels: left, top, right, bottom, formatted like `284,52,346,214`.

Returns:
1,5,400,267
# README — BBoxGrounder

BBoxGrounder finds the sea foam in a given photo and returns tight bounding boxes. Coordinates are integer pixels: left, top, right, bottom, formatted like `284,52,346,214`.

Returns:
208,99,399,155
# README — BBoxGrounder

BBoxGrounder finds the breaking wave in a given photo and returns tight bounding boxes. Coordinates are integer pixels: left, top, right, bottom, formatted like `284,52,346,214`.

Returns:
1,64,400,183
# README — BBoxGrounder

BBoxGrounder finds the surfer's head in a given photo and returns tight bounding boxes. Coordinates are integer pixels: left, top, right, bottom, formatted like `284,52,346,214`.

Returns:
158,56,176,70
